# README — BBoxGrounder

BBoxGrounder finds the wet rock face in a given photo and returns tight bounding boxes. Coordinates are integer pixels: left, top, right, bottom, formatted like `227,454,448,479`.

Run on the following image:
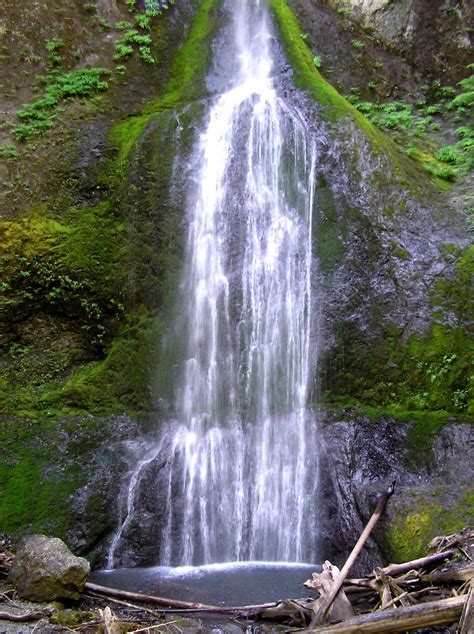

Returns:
8,535,90,601
318,414,474,573
327,0,473,81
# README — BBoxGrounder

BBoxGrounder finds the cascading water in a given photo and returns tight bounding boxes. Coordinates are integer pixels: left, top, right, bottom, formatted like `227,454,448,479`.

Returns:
108,0,321,568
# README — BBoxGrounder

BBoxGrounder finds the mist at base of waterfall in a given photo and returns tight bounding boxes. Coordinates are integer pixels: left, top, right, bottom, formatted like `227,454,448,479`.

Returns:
91,561,321,607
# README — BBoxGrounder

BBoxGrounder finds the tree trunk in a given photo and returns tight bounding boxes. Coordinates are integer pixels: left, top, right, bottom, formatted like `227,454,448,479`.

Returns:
309,594,465,633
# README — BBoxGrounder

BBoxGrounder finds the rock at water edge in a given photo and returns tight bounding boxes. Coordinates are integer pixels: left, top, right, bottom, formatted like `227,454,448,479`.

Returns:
8,534,90,601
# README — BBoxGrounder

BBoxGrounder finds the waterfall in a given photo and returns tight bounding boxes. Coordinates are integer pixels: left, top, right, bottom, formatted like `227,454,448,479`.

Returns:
108,0,321,568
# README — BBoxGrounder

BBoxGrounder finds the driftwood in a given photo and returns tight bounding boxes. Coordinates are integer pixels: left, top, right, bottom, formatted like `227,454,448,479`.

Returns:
85,582,280,615
309,481,395,626
309,594,466,633
99,607,122,634
85,582,217,610
305,562,354,623
343,551,461,590
259,599,310,627
0,609,50,622
373,566,411,609
459,580,473,634
381,548,457,577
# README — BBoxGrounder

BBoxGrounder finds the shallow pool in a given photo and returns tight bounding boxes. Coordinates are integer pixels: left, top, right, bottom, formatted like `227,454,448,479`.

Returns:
90,561,321,608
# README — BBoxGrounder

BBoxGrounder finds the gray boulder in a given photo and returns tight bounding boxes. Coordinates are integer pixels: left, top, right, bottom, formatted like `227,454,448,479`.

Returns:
8,535,90,601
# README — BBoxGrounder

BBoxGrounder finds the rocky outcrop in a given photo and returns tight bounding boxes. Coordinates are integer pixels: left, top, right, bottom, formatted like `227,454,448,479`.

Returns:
326,0,473,82
318,412,474,573
8,535,90,601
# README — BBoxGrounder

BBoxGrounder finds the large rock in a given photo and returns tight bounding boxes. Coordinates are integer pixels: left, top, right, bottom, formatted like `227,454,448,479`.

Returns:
318,413,474,573
8,535,90,601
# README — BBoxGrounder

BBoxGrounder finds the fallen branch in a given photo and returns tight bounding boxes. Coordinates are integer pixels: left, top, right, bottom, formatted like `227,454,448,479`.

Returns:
418,565,474,586
85,582,278,615
85,582,217,610
0,609,49,622
309,594,466,633
458,580,473,634
310,481,395,626
85,591,159,615
343,554,466,592
381,549,457,577
380,590,409,610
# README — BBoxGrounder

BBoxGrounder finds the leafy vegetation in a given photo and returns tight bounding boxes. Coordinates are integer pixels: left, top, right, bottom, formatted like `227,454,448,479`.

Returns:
0,144,19,158
346,66,474,181
12,68,110,141
114,29,155,63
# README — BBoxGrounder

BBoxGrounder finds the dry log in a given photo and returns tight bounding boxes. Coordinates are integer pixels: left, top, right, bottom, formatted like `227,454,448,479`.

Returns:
85,591,159,615
374,567,411,608
343,554,467,590
373,567,392,608
309,594,466,633
305,562,354,623
458,580,473,634
309,481,395,626
99,607,121,634
85,582,278,615
382,549,457,577
85,582,217,610
428,528,474,554
260,599,310,627
418,565,474,586
0,609,49,622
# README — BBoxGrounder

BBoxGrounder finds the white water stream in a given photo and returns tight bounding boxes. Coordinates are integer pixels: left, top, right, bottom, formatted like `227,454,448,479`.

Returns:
108,0,321,568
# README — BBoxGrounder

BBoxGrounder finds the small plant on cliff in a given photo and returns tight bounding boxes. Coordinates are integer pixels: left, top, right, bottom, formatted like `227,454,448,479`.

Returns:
114,29,155,63
13,68,110,141
45,39,64,69
135,13,151,29
0,144,19,159
351,39,364,50
113,41,134,61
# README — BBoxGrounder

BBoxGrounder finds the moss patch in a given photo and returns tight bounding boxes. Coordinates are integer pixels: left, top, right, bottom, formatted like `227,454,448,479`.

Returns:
43,313,160,415
320,241,473,417
0,419,82,537
320,321,473,416
145,0,221,111
269,0,389,148
388,491,474,561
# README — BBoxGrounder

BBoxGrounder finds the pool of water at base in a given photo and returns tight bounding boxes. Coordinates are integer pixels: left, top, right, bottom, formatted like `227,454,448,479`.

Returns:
90,561,321,608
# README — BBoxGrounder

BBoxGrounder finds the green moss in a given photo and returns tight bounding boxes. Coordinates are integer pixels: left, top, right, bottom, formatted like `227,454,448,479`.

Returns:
405,146,455,187
145,0,220,112
269,0,387,146
49,611,96,626
388,492,474,561
106,0,220,181
0,206,125,350
319,240,473,415
44,313,160,414
0,205,131,418
0,420,83,536
320,321,473,416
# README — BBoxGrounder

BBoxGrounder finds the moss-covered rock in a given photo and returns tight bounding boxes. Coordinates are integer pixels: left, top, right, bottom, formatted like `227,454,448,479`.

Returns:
320,412,473,571
387,491,473,562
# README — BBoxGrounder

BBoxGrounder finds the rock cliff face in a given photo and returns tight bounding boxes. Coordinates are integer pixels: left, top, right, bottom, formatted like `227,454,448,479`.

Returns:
0,0,472,564
324,0,473,82
319,412,473,572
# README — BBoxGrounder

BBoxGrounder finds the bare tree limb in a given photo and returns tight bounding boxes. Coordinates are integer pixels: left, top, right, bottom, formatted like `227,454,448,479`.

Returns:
310,481,395,626
0,610,49,622
309,594,465,633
